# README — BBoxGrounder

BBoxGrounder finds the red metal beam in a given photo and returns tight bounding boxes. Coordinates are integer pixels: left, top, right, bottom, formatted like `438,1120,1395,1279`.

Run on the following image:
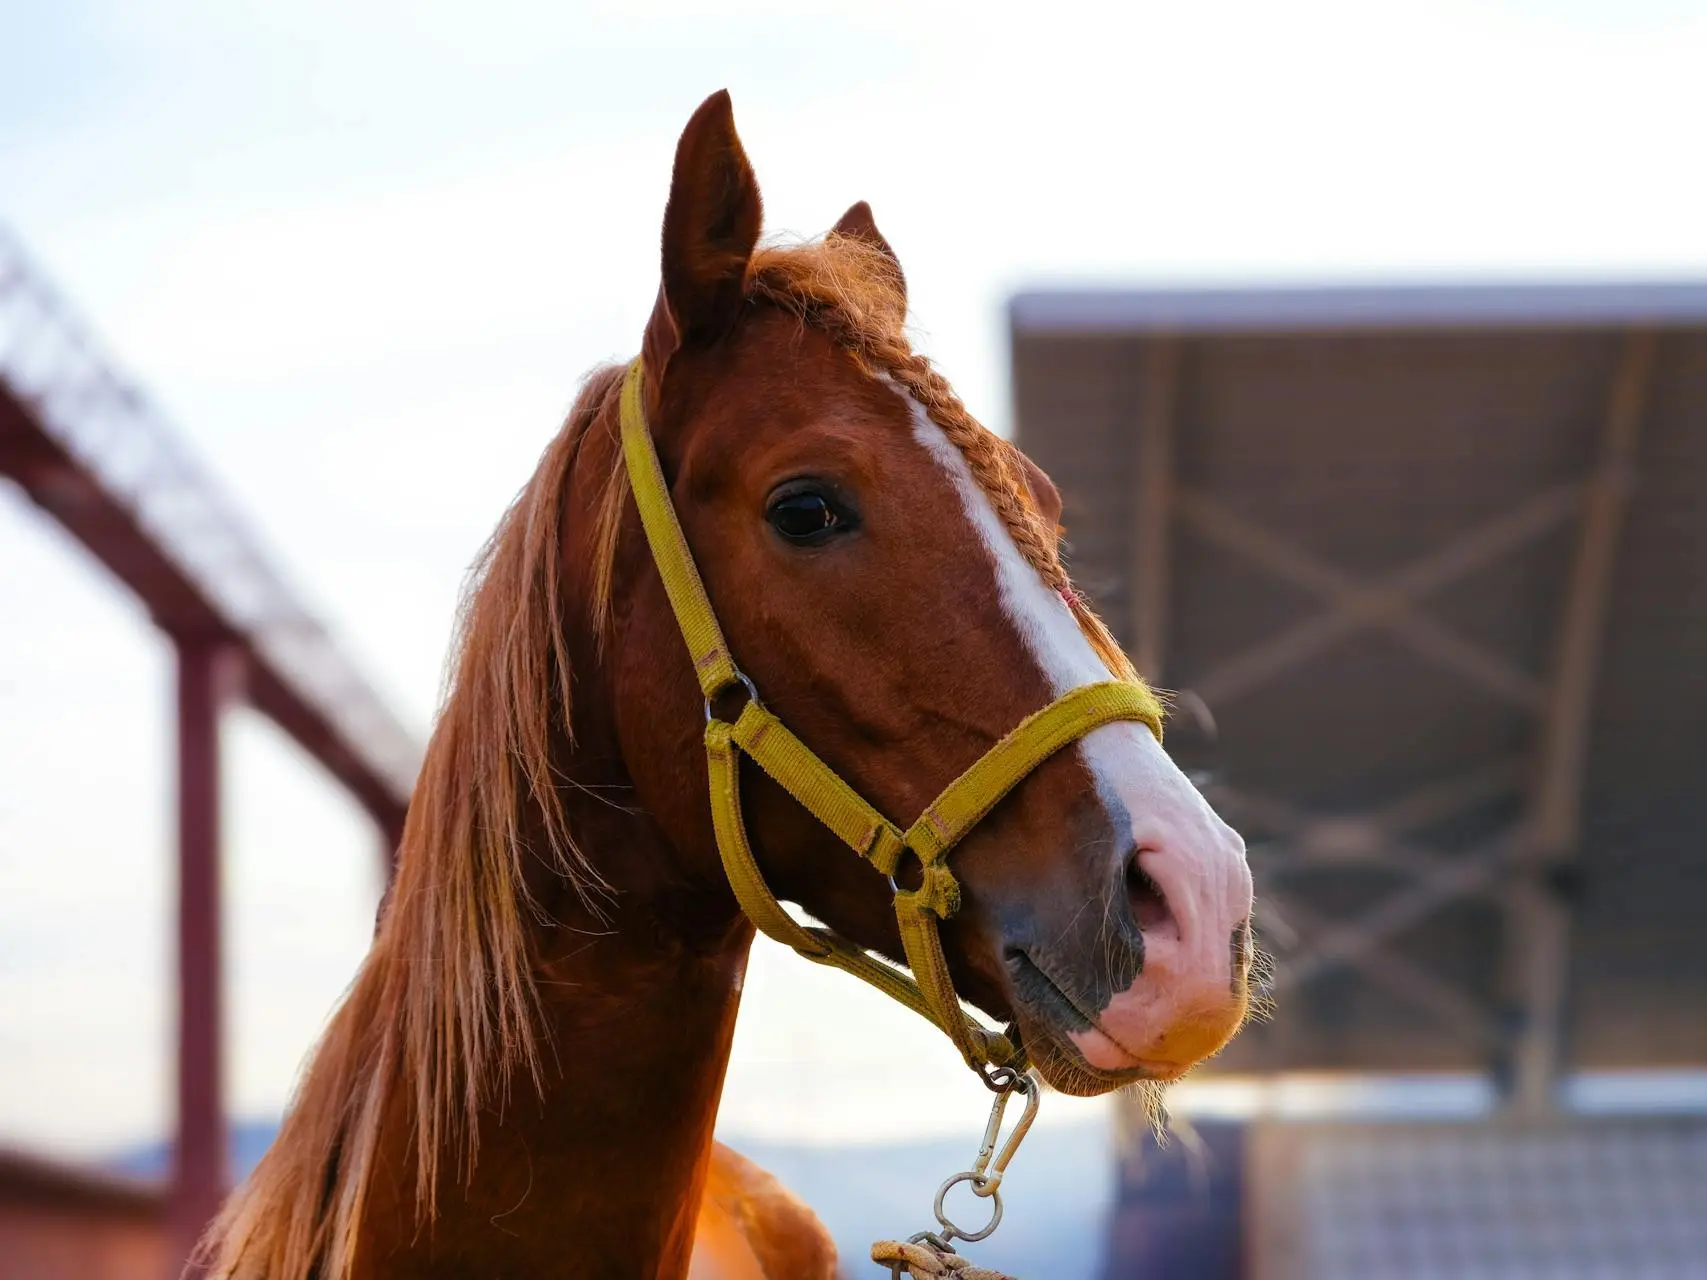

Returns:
170,640,238,1274
0,295,416,843
0,388,227,634
1,387,412,841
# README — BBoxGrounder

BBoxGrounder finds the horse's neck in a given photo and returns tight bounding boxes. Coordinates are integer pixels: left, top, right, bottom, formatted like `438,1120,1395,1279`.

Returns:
358,765,755,1277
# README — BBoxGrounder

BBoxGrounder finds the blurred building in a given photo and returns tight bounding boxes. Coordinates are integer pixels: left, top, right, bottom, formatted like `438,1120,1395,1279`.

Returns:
1102,1118,1245,1278
1012,281,1707,1278
0,1149,167,1280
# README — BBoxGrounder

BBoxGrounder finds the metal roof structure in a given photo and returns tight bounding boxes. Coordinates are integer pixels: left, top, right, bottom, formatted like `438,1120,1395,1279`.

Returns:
0,224,421,1266
1010,280,1707,1109
0,226,419,830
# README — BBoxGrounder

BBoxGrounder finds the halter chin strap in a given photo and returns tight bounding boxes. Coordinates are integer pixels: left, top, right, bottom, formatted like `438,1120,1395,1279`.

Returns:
619,358,1165,1078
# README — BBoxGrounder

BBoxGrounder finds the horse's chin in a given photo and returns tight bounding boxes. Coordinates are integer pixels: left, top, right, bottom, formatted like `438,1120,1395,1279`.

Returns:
1016,1021,1185,1098
994,950,1188,1097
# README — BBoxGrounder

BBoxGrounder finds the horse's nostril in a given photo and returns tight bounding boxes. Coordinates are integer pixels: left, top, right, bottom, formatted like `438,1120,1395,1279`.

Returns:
1125,854,1173,935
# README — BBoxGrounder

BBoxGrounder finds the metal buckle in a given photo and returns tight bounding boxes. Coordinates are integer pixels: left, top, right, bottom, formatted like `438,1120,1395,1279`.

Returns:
703,670,761,724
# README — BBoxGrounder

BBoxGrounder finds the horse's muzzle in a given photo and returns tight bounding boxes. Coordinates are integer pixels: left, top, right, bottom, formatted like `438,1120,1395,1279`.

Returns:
997,811,1254,1093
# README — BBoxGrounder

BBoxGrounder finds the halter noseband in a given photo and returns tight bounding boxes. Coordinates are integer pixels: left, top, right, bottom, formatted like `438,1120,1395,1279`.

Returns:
619,358,1164,1080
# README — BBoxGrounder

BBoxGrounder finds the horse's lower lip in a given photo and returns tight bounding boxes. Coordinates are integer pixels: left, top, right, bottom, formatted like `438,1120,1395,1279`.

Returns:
1056,1024,1184,1078
1004,949,1170,1078
1072,1026,1187,1078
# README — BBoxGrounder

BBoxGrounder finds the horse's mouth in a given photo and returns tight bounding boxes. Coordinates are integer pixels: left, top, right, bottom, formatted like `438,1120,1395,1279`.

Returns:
1002,949,1183,1096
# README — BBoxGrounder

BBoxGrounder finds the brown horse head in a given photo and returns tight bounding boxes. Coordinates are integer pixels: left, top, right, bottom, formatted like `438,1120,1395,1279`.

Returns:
204,90,1258,1280
604,90,1254,1096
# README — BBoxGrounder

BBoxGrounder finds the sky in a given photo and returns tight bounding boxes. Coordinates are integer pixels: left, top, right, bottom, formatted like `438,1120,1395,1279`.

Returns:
3,0,1707,1161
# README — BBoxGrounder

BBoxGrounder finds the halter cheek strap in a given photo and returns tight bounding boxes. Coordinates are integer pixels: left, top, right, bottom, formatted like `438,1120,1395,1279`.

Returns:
619,358,1165,1077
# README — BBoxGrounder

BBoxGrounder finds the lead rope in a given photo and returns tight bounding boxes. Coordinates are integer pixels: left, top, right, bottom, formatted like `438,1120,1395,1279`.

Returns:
869,1069,1039,1278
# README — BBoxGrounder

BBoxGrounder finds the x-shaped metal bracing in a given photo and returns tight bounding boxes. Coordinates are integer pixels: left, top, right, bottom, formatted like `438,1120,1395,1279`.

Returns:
1221,768,1516,1047
1180,484,1580,713
1171,482,1582,1031
1148,332,1656,1095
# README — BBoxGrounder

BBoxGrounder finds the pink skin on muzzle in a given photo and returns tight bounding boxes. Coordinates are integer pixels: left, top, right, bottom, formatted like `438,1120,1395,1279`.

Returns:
1068,723,1254,1076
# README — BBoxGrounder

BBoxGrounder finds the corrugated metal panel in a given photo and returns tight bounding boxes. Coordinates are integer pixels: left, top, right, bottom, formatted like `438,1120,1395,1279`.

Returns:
1246,1117,1707,1279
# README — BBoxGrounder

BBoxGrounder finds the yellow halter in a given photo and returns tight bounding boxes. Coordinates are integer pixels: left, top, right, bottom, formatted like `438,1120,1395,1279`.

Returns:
619,358,1164,1081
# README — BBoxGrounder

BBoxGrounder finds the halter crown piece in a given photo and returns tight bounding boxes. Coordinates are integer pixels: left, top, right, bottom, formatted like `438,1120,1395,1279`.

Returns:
619,358,1165,1080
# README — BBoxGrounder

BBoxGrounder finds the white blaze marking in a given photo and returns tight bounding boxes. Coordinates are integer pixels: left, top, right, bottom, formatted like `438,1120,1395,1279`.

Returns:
904,395,1250,979
903,395,1176,794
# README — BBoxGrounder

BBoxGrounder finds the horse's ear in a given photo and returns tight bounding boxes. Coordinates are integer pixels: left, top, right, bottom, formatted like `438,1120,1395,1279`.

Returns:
1015,447,1064,533
643,90,763,404
831,201,906,305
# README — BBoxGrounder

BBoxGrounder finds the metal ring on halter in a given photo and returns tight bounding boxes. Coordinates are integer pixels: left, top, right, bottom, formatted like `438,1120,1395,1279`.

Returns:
885,847,921,898
703,671,761,723
933,1171,1003,1243
978,1063,1021,1094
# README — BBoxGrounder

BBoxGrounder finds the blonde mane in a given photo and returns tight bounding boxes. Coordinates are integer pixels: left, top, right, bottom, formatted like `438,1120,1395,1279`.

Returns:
202,232,1146,1279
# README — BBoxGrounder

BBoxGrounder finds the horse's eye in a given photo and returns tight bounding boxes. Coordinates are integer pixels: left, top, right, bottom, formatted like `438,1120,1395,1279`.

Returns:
766,488,853,545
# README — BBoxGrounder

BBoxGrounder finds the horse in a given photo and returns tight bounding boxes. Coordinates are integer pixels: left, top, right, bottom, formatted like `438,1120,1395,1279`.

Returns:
200,90,1255,1279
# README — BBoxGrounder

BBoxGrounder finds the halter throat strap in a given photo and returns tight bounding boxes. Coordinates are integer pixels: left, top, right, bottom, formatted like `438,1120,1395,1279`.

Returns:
617,358,1164,1076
